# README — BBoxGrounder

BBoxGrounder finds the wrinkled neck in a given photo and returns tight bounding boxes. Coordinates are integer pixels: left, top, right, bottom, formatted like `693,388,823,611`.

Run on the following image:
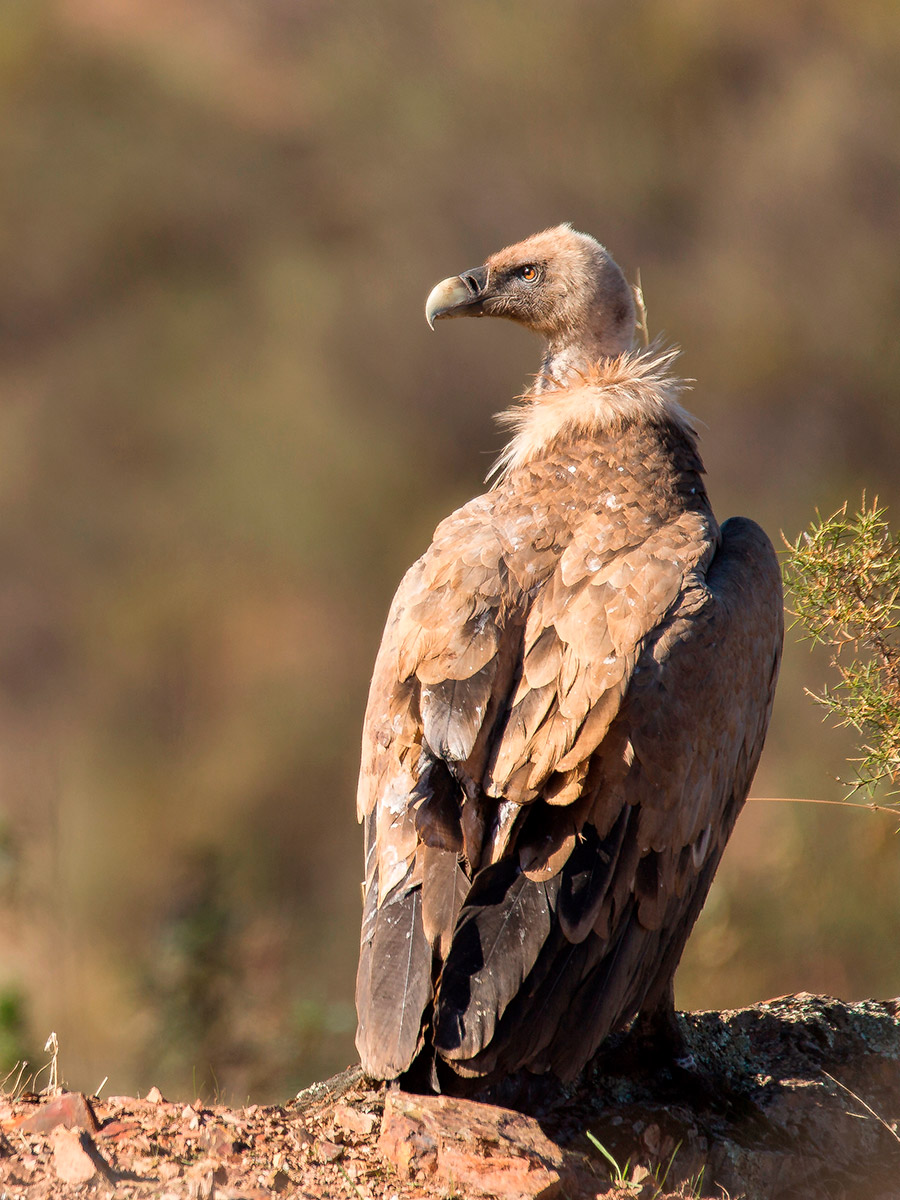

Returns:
536,332,624,392
535,311,635,393
536,341,598,392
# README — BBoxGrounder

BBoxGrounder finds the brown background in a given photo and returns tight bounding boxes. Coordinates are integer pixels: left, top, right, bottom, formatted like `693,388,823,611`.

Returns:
0,0,898,1101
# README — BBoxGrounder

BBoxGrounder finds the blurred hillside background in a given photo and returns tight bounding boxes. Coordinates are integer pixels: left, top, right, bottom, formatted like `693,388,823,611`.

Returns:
0,0,898,1102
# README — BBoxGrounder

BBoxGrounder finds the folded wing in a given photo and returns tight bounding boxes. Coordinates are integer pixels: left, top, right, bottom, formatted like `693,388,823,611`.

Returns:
356,450,781,1083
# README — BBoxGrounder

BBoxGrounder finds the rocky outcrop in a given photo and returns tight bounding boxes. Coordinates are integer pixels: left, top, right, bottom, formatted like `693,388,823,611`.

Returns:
378,994,900,1199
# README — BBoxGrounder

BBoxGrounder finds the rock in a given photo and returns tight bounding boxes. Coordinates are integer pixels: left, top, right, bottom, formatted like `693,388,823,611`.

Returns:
182,1102,202,1130
184,1161,226,1199
17,1090,99,1134
288,1121,314,1146
50,1126,98,1185
316,1138,344,1162
267,1166,291,1192
146,1085,166,1104
202,1124,238,1158
293,1063,364,1113
370,995,900,1199
379,1091,596,1199
545,993,900,1199
333,1102,377,1138
97,1118,140,1141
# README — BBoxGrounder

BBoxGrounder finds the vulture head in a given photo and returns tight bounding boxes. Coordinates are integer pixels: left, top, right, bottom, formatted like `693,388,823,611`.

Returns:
425,224,636,385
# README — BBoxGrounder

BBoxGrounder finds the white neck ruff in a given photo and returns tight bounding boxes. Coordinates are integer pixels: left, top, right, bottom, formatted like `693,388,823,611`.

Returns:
489,345,695,484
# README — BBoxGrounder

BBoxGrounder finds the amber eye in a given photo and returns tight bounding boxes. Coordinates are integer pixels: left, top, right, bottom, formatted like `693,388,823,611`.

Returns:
517,264,538,282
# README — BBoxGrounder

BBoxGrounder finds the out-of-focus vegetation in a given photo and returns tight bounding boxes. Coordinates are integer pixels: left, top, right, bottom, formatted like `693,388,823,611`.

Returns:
785,500,900,795
0,0,898,1101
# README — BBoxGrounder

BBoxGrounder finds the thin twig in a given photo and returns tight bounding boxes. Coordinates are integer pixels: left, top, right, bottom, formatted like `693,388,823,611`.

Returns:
822,1071,900,1144
749,796,896,815
0,1060,29,1100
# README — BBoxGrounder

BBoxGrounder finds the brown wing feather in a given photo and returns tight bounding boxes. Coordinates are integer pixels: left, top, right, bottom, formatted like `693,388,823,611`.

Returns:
434,515,782,1082
355,502,517,1078
355,886,431,1077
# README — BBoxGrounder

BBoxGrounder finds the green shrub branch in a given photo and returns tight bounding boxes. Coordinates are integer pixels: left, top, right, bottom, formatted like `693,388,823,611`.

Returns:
783,498,900,796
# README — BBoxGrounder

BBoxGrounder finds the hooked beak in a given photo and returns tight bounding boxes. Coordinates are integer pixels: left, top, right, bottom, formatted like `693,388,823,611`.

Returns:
424,265,489,330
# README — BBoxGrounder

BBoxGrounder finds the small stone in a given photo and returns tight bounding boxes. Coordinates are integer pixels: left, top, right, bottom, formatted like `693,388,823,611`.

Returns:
642,1123,661,1155
50,1126,98,1185
185,1166,215,1199
98,1119,139,1141
317,1138,344,1162
291,1121,314,1146
18,1091,99,1134
202,1124,238,1158
333,1103,377,1138
181,1102,202,1130
146,1085,166,1104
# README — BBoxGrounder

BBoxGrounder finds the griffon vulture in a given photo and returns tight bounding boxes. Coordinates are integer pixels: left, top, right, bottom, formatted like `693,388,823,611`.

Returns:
355,225,782,1090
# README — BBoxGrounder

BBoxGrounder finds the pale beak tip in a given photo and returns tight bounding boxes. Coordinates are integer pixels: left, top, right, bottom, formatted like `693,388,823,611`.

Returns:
425,275,474,332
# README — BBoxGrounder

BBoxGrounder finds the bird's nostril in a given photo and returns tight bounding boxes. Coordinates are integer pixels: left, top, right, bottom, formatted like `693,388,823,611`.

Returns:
462,271,482,295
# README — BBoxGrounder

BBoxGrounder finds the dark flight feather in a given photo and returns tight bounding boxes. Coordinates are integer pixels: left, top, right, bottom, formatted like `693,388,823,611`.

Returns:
433,860,556,1061
414,755,464,853
355,876,432,1079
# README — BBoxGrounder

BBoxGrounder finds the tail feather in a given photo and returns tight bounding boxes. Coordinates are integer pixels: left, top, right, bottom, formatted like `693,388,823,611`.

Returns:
356,878,432,1079
433,859,556,1061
